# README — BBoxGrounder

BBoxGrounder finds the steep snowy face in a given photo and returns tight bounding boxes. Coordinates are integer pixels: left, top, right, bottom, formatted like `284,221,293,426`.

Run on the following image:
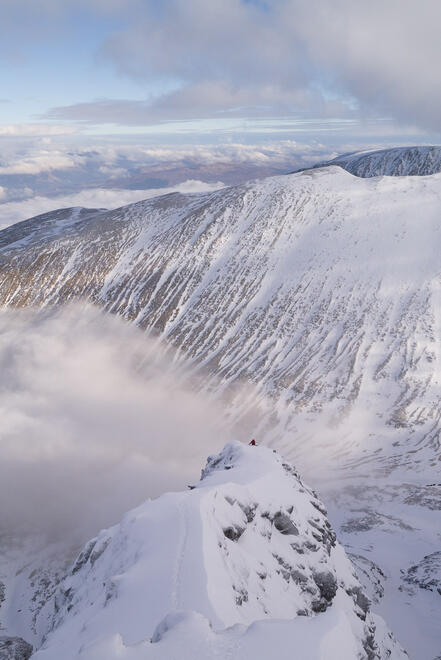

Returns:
27,443,406,660
1,168,441,477
313,146,441,177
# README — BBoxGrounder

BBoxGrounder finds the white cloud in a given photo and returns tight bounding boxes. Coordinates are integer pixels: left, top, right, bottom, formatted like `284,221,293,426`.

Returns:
36,0,441,133
1,1,441,132
0,305,231,544
288,1,441,130
98,165,129,178
0,151,82,175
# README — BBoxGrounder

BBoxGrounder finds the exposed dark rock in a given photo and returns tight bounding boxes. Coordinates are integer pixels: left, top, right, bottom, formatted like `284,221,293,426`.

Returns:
313,570,337,602
233,587,248,606
311,598,328,613
238,502,257,523
304,541,319,552
290,542,305,554
308,518,336,552
310,500,327,515
273,512,299,536
0,637,33,660
291,569,309,587
71,539,97,574
282,463,300,479
341,509,413,534
403,486,441,510
346,585,370,620
401,551,441,595
89,538,111,567
362,623,380,660
223,525,245,542
349,554,385,605
272,554,293,582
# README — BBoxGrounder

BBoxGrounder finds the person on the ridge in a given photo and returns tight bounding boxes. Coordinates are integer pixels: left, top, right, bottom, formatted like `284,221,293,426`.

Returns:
249,439,256,446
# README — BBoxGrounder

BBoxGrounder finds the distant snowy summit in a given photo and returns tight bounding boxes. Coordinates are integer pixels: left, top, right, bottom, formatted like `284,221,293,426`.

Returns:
28,443,406,660
304,145,441,177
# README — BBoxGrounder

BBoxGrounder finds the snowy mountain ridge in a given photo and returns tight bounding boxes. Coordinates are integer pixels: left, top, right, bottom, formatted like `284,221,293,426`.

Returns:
308,145,441,177
27,443,406,660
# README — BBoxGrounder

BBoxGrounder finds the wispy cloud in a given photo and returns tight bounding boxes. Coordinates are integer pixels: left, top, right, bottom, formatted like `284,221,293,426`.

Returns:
44,86,355,126
36,0,441,135
0,123,78,136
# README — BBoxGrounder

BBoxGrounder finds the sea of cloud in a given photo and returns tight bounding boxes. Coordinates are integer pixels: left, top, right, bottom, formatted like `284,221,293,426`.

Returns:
0,138,340,227
0,305,234,545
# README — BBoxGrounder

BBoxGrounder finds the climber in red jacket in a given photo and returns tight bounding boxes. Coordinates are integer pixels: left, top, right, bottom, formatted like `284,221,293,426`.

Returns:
249,439,256,446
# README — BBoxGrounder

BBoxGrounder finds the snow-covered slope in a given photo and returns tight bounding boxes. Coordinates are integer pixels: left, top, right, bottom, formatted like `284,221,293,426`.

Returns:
1,166,441,656
310,146,441,177
1,167,441,478
24,443,405,660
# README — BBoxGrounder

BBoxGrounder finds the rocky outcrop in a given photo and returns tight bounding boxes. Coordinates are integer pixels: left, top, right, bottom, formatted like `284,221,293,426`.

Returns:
27,443,407,660
401,551,441,596
0,637,32,660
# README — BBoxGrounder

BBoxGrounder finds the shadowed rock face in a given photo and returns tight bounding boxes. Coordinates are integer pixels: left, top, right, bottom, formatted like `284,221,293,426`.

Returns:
0,637,32,660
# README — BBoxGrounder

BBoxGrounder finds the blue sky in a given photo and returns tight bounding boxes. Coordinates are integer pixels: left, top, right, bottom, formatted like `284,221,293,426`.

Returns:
0,5,145,124
0,0,440,226
1,0,440,141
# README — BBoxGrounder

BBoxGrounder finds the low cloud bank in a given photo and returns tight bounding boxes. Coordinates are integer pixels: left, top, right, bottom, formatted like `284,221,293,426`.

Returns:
0,179,225,228
0,305,231,545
